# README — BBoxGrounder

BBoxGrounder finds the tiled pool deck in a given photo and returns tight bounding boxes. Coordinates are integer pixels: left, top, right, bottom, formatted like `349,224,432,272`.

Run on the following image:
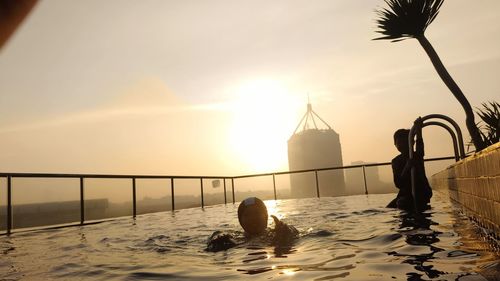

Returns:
431,142,500,239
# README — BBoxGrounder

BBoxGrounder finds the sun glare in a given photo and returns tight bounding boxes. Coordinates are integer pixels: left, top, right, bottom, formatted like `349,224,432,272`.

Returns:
264,200,281,219
228,79,301,173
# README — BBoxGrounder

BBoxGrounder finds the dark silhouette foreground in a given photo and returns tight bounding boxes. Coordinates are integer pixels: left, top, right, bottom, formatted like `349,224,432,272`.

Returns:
387,122,432,211
206,197,298,252
0,0,38,49
374,0,486,151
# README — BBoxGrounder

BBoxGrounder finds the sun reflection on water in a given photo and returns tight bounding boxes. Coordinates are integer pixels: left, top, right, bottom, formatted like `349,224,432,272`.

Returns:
264,200,283,220
280,268,299,276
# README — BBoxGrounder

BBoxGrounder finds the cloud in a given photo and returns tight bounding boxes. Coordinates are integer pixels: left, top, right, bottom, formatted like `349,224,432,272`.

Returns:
0,102,234,134
0,75,238,133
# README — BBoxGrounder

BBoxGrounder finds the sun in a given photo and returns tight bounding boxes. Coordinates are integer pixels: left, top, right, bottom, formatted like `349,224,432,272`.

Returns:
228,79,302,173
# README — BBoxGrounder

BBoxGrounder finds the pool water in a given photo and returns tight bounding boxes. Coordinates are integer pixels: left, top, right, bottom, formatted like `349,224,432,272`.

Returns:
1,193,499,280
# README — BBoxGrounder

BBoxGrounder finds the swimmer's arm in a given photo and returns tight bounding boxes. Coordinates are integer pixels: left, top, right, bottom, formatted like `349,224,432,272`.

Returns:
271,215,281,225
414,117,425,159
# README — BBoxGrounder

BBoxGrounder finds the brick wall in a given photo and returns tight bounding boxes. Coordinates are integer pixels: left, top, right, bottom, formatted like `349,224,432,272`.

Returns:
431,142,500,237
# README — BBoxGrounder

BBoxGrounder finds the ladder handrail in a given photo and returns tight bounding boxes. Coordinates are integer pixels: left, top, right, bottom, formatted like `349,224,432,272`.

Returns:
422,121,460,161
408,114,466,212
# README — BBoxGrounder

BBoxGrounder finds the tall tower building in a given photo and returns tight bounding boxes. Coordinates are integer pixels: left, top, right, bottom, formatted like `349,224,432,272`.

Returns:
287,102,345,198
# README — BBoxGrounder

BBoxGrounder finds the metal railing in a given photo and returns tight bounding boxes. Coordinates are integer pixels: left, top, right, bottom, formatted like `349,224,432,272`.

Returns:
409,114,465,211
0,156,455,234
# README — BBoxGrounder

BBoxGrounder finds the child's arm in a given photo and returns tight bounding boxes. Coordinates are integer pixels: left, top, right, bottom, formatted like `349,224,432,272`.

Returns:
271,215,298,246
414,117,425,159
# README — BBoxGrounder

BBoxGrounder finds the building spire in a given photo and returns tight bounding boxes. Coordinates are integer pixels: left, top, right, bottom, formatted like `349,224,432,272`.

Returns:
292,96,332,135
307,93,312,112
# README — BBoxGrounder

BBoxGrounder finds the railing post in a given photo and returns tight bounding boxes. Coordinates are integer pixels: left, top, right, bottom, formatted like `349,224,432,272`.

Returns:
7,176,12,234
200,178,204,208
231,178,235,204
315,171,320,198
80,177,85,225
362,166,368,195
223,178,227,205
132,177,136,218
272,174,277,200
171,178,175,211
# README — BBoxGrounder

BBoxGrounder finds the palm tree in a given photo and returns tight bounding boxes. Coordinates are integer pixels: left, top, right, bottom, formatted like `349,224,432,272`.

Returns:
374,0,486,151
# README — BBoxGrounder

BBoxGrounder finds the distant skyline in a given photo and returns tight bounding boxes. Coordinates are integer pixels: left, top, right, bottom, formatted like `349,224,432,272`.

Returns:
1,0,499,175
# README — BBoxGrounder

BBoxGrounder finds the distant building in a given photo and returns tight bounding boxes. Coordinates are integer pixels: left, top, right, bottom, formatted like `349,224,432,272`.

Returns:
287,102,345,198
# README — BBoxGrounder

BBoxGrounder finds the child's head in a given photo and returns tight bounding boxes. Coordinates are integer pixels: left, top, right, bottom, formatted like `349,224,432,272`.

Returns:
393,129,410,153
237,197,268,235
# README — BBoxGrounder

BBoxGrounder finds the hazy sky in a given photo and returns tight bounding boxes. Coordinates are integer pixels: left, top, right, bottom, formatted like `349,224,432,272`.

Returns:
1,0,499,176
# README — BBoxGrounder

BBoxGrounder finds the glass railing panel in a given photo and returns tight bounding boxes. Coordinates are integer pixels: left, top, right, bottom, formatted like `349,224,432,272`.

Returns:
317,169,347,197
172,179,202,209
11,178,80,230
201,178,226,207
364,165,397,194
233,176,275,202
344,167,367,196
373,164,396,193
84,178,132,221
288,171,318,199
274,174,292,200
136,179,171,215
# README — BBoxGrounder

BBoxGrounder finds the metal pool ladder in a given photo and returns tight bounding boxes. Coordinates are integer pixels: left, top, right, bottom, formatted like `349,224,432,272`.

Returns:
408,114,466,211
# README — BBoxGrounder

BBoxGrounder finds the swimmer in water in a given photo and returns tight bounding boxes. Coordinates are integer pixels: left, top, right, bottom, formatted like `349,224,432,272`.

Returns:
206,197,298,252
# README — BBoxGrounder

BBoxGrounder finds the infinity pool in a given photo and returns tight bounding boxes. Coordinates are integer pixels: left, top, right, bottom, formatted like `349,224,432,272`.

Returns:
1,193,499,280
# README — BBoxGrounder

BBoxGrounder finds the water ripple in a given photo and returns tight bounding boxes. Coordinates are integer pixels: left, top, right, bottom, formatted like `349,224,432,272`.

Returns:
0,193,498,280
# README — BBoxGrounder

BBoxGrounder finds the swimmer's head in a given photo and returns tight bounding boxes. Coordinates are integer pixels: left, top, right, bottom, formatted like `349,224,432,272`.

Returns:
393,129,410,154
237,197,268,235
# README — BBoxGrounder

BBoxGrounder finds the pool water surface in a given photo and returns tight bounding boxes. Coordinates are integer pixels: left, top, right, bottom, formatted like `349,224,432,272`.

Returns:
1,193,499,280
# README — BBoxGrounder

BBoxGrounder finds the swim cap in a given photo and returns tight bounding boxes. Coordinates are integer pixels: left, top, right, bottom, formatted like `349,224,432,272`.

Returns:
237,197,268,235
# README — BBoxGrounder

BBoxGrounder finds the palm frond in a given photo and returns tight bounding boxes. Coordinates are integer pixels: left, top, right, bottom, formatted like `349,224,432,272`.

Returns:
475,101,500,145
374,0,444,41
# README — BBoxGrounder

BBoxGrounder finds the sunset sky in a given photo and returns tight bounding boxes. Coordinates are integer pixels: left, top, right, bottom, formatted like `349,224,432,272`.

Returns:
1,0,499,176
